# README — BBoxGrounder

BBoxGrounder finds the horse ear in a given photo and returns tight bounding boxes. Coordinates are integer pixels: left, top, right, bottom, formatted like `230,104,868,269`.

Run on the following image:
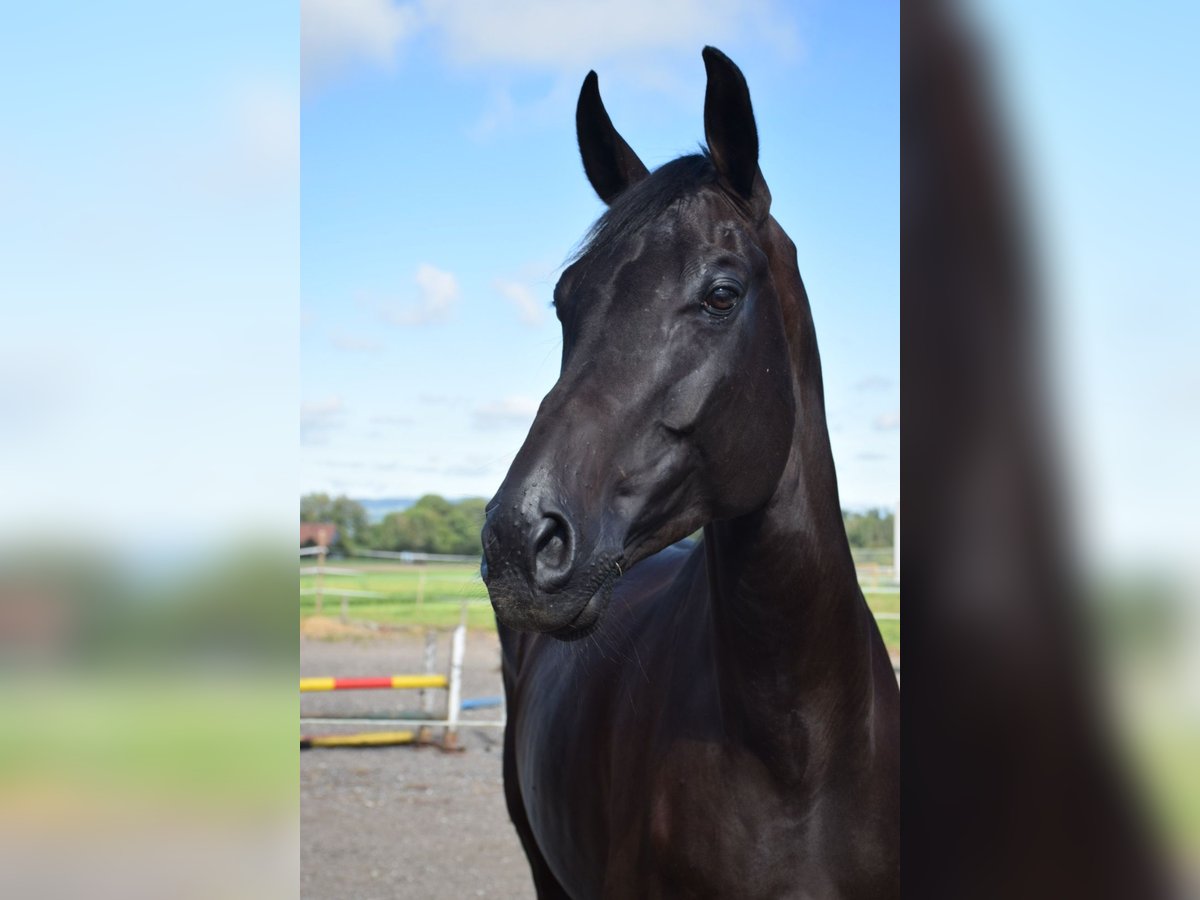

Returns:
702,47,770,218
576,71,649,205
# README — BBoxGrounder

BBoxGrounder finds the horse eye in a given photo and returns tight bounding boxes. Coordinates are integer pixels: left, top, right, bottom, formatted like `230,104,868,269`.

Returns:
703,285,740,315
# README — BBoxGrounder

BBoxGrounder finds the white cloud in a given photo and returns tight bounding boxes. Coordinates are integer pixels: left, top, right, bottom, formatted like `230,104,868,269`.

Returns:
370,413,415,427
379,263,461,326
317,458,367,470
301,395,346,443
873,411,900,431
468,85,519,140
422,0,797,71
301,395,344,420
232,80,299,184
302,0,420,88
190,78,300,204
331,332,384,352
473,395,540,430
419,392,469,406
854,374,892,391
302,1,798,93
494,278,547,326
443,455,503,478
0,353,81,439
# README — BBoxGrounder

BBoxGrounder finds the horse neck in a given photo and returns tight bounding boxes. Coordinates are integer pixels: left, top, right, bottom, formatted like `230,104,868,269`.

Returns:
701,226,878,775
702,383,872,698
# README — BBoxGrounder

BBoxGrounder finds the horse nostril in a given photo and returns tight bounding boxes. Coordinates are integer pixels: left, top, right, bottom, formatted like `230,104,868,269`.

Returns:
533,515,568,567
480,520,501,585
531,513,574,589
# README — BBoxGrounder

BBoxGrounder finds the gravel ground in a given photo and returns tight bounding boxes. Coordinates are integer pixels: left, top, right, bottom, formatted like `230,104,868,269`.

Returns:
301,629,534,900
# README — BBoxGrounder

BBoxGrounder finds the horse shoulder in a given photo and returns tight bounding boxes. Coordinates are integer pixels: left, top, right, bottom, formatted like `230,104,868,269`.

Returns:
616,739,839,897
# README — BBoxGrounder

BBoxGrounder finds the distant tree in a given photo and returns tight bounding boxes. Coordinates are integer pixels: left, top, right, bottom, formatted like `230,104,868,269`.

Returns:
364,494,488,555
300,492,332,523
355,497,893,555
446,497,488,555
843,508,894,548
412,493,454,519
299,492,368,553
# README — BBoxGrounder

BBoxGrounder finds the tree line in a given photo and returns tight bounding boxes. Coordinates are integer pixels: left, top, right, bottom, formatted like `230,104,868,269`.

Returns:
843,507,896,549
301,493,485,556
301,493,895,556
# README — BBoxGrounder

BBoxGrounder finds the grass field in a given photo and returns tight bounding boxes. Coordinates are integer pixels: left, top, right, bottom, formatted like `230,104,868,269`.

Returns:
300,561,494,629
301,559,901,655
851,547,896,568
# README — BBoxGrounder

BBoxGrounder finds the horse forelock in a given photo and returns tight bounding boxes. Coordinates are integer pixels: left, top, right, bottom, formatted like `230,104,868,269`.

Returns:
570,152,717,265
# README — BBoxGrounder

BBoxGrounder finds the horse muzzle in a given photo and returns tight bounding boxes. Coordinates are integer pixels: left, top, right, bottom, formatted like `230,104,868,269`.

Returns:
481,502,622,640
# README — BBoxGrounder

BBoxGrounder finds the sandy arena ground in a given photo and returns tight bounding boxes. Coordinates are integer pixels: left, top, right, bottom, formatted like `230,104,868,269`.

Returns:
301,627,534,899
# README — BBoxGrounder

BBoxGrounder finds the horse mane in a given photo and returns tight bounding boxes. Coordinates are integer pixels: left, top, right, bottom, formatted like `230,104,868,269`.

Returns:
570,151,716,264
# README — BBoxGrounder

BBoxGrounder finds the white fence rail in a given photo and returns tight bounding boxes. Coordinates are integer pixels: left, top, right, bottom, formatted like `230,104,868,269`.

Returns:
353,549,479,564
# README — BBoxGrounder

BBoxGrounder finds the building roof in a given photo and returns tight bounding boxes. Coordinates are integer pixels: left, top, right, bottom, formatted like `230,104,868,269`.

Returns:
300,522,338,547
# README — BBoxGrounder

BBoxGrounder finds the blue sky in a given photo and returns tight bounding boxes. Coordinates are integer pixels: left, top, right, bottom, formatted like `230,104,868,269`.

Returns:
301,0,900,509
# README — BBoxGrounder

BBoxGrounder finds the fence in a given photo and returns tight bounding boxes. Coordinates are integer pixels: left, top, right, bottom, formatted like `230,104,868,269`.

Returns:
300,607,507,748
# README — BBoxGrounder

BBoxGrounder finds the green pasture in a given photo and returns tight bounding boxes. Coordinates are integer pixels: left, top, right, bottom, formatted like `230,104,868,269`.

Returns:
300,559,900,655
867,590,900,656
300,561,490,627
300,560,485,600
851,547,895,567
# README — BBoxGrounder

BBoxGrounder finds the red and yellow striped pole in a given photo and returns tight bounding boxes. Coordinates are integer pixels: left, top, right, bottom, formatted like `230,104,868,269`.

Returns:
300,674,448,692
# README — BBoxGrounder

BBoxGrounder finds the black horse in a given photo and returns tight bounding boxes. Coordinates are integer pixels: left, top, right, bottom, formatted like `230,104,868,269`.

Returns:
481,48,899,899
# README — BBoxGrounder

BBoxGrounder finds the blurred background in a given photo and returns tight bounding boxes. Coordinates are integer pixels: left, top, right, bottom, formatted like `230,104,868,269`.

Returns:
0,1,299,897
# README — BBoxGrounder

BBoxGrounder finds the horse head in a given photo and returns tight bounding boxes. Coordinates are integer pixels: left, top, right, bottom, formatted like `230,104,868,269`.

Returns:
483,48,804,639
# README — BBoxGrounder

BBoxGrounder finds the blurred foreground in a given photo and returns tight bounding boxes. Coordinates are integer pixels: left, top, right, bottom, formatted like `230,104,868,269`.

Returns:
905,1,1199,896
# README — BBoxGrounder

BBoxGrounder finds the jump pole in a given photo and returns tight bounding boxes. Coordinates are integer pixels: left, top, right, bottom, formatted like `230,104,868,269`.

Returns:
443,604,467,750
301,730,416,749
315,530,327,614
300,674,448,692
460,696,503,711
419,629,437,744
